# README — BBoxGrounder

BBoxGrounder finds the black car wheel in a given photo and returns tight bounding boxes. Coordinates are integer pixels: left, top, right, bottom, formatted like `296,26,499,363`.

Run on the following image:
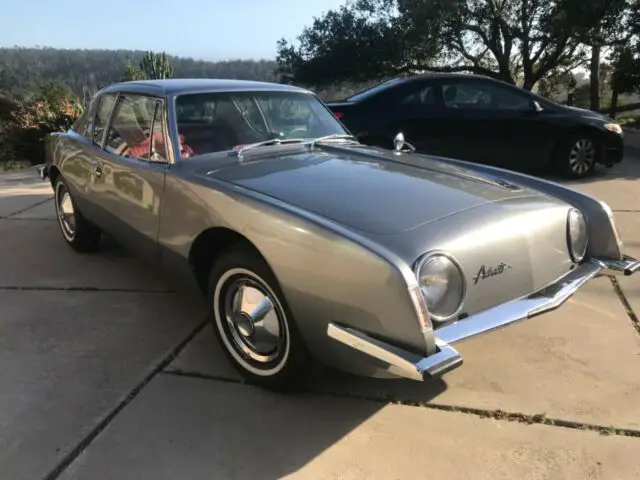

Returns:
555,134,598,179
207,246,312,391
54,177,101,252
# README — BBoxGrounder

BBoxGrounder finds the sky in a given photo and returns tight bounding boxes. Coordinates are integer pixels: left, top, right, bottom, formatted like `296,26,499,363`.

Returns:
0,0,348,60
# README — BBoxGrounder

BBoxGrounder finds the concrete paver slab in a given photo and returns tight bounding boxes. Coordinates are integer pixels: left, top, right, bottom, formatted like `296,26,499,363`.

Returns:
171,277,640,429
58,375,640,480
0,290,205,480
0,219,172,291
164,322,239,380
609,211,640,328
0,167,53,218
10,198,56,219
563,156,640,212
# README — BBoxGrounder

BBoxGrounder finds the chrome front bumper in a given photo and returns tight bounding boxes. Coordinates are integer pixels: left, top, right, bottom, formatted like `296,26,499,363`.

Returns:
327,256,639,382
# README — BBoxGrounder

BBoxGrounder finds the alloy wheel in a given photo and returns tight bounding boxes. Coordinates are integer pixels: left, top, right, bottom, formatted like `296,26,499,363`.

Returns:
568,138,596,176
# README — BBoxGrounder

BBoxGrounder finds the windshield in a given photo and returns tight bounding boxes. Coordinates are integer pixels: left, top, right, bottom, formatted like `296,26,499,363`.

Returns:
174,90,348,157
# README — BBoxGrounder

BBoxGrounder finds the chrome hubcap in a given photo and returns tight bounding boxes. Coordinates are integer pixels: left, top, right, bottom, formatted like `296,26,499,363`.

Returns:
222,277,285,365
56,184,76,241
569,138,595,175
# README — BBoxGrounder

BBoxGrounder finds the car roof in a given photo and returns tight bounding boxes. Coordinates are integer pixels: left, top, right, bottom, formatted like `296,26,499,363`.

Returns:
100,78,311,96
344,73,514,102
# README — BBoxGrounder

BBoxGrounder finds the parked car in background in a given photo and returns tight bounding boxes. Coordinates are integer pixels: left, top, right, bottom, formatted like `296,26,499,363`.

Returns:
326,74,625,179
40,79,638,392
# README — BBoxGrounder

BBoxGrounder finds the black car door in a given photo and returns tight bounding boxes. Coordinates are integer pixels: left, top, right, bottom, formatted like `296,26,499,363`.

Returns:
439,78,555,169
372,80,456,157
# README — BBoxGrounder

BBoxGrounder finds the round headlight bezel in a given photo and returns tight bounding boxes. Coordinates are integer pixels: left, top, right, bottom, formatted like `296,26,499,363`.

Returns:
567,208,588,263
415,251,467,323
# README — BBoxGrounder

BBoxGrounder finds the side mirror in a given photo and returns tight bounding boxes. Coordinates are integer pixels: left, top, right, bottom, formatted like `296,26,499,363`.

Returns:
531,100,544,113
393,132,416,154
394,132,406,152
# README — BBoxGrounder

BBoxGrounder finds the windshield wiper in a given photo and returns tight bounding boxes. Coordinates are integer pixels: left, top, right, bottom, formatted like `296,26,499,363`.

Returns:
235,138,307,157
235,134,359,158
311,134,359,148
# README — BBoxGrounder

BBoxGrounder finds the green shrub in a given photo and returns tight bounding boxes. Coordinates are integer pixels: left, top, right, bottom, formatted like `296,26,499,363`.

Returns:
0,83,83,168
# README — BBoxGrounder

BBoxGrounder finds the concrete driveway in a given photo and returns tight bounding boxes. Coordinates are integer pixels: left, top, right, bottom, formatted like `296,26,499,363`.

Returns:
0,157,638,480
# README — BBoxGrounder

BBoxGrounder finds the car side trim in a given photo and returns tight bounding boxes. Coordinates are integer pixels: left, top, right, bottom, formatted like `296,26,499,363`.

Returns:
327,256,638,382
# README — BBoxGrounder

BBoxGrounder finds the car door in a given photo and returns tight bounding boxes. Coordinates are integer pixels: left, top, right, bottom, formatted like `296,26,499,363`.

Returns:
381,80,455,156
65,92,118,220
440,78,554,169
88,93,170,262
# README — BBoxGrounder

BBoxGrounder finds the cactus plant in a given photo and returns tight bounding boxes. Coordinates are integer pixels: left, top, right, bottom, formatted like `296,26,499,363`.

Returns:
139,51,174,80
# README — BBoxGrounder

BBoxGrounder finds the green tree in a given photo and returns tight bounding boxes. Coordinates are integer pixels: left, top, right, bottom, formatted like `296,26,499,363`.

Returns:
122,60,147,81
0,47,279,99
278,0,633,91
139,51,173,80
277,0,417,86
609,47,640,117
560,0,631,110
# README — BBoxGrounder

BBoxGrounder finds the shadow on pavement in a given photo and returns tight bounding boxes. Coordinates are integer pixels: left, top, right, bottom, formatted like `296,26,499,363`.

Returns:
57,374,448,480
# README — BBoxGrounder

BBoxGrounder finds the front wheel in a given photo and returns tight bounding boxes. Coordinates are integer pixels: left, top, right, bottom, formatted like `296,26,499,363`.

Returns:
554,134,598,179
207,247,312,391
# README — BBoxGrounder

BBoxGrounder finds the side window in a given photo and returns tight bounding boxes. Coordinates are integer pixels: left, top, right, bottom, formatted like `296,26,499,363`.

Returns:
91,94,117,145
400,84,437,108
104,95,167,162
70,107,91,136
442,82,530,111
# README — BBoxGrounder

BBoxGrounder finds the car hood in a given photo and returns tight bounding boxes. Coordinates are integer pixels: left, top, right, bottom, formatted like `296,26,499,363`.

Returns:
560,105,613,122
206,145,543,235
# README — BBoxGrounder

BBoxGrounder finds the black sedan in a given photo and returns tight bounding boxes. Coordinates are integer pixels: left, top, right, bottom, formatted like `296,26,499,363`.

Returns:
326,74,625,179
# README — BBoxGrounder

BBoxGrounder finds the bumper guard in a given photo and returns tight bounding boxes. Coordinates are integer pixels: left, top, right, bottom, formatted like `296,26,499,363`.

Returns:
327,256,638,382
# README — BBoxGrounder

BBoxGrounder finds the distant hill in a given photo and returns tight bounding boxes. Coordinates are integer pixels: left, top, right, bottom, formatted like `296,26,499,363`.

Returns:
0,47,279,98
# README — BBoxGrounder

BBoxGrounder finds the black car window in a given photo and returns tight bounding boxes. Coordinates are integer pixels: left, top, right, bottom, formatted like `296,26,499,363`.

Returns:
401,85,437,107
91,94,117,145
346,78,405,102
442,82,531,111
104,95,167,162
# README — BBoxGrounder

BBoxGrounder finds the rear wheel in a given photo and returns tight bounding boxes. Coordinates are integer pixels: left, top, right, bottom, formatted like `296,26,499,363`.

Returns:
54,177,101,252
207,246,312,391
554,134,598,179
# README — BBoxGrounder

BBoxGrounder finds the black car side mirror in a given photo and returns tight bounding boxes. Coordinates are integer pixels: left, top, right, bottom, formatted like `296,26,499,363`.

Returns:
531,100,544,113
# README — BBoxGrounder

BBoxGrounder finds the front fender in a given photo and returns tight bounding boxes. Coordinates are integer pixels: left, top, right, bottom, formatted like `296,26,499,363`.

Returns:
158,172,436,376
431,156,624,260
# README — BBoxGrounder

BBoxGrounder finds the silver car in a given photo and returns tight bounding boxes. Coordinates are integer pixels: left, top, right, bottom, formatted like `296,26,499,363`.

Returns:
40,79,639,391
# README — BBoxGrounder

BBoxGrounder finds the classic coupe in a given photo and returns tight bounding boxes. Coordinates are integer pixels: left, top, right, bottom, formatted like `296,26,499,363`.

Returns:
39,79,638,391
326,74,625,179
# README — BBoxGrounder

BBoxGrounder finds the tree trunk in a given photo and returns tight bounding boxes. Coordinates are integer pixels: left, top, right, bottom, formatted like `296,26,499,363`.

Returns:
610,88,619,119
590,46,601,111
522,77,535,91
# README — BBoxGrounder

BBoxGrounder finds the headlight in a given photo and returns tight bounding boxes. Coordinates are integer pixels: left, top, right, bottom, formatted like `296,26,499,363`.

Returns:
604,123,622,134
567,208,588,263
416,252,466,322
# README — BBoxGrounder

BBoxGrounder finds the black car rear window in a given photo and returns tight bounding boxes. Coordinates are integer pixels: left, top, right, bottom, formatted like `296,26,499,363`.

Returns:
346,78,405,102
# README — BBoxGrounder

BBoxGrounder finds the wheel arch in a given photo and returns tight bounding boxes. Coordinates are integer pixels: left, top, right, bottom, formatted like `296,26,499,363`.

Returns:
188,226,273,295
48,165,61,187
552,125,604,160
